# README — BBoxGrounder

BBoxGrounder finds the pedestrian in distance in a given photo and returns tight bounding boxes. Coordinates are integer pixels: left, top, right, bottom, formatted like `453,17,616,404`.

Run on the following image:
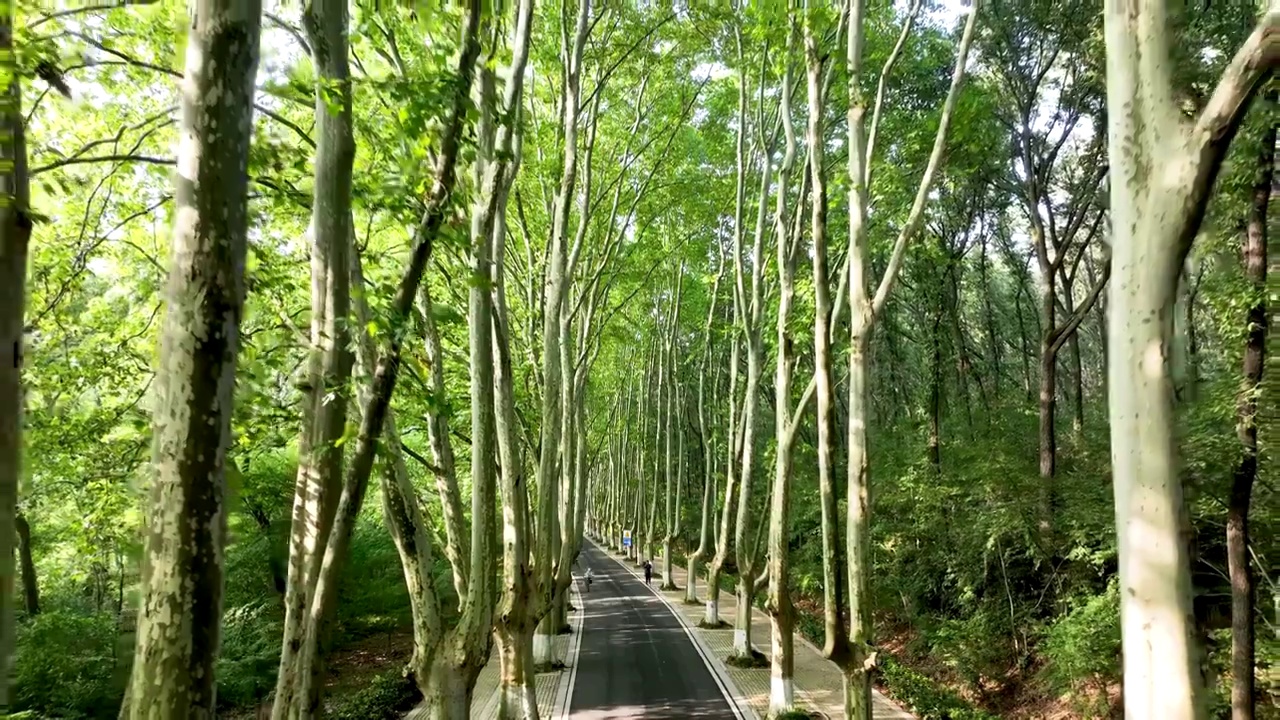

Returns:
584,567,594,593
643,559,653,586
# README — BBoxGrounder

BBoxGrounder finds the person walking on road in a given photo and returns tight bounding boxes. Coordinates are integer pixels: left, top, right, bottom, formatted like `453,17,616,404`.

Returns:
643,559,653,586
584,567,594,593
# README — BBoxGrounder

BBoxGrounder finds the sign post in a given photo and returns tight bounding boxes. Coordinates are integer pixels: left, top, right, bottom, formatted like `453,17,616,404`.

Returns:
622,529,632,548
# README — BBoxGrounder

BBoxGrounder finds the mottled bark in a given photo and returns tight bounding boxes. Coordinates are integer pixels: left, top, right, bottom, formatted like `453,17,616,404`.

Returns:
281,5,481,716
122,2,262,716
766,21,804,712
803,5,849,667
732,24,777,657
687,254,724,604
1102,5,1275,717
533,0,591,667
482,5,536,715
842,0,978,715
706,27,752,627
661,270,684,590
273,0,355,713
0,7,29,705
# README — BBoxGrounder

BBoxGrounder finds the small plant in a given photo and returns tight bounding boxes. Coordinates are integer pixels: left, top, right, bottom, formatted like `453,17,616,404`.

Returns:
724,647,768,668
772,710,819,720
878,655,1001,720
1039,580,1121,718
328,670,420,720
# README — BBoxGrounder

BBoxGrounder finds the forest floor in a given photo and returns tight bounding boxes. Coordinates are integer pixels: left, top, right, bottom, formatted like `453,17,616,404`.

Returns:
324,630,417,697
863,616,1119,719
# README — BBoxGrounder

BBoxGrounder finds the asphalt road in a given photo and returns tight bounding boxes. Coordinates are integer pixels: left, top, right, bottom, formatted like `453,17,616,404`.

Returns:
567,540,739,720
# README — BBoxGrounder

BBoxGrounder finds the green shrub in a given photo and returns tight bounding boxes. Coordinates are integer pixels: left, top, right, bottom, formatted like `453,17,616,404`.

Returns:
879,655,1001,720
1039,579,1120,716
925,609,1016,692
328,670,420,720
217,601,283,710
13,611,124,719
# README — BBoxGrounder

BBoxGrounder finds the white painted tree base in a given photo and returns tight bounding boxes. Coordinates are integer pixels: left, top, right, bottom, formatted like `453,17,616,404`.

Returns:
498,684,538,720
732,629,748,655
533,633,553,666
704,601,719,625
769,677,794,714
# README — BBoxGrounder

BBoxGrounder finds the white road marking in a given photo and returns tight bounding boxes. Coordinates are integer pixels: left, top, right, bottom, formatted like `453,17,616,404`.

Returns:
587,539,754,720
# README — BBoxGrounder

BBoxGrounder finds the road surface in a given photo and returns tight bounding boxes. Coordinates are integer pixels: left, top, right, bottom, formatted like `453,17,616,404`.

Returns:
567,540,739,719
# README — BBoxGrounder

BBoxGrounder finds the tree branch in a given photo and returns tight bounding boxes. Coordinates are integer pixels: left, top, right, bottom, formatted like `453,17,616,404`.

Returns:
865,0,923,188
25,0,158,31
870,0,980,318
1050,249,1111,356
31,153,173,176
1177,10,1279,259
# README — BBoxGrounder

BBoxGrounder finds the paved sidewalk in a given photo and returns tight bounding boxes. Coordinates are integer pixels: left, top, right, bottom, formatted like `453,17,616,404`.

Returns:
404,581,580,720
599,539,913,720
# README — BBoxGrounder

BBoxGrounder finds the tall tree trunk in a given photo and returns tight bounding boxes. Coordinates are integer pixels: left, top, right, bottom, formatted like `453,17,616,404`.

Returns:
15,514,36,617
706,328,740,626
494,126,538,719
122,2,262,716
1102,5,1273,717
706,26,751,625
1228,113,1273,720
928,306,943,472
767,23,801,710
732,22,777,658
280,5,481,715
0,6,30,703
533,0,591,667
687,255,724,604
484,8,535,716
662,270,684,590
274,0,355,713
842,0,978,715
980,234,1003,397
804,7,849,667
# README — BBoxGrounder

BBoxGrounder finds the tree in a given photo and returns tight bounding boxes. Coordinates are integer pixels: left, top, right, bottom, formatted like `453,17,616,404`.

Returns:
983,0,1109,525
1101,2,1276,717
272,3,483,715
272,0,355,713
531,0,591,668
1228,105,1272,720
686,248,725,605
660,267,684,590
0,4,30,710
838,0,979,715
120,0,263,716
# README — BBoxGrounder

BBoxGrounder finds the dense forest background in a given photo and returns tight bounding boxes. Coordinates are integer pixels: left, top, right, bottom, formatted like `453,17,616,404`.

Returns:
1,0,1275,719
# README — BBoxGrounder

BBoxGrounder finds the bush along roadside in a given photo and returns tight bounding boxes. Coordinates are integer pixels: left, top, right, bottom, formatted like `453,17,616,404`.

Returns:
704,564,999,720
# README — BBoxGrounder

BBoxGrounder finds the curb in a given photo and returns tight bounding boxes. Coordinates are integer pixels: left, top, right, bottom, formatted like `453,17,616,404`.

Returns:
587,538,756,720
550,577,585,720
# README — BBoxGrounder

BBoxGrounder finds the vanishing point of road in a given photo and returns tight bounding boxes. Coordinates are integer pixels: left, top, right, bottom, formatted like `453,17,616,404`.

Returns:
565,540,742,719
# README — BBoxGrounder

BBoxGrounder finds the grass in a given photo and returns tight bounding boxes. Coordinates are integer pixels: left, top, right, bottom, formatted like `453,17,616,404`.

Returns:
724,647,769,669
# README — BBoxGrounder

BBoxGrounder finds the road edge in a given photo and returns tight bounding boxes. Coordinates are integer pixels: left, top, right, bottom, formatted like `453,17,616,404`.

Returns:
550,576,585,720
586,537,756,720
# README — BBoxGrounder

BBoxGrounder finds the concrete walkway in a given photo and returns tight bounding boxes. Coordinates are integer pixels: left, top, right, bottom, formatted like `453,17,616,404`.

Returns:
592,537,914,720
